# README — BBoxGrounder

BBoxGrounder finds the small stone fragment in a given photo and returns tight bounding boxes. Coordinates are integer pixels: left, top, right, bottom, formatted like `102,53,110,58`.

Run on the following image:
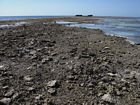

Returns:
12,93,20,100
30,50,37,55
48,88,56,95
104,47,110,50
47,80,57,87
0,98,11,105
102,93,113,103
24,75,33,81
27,87,35,91
5,89,14,97
107,73,118,77
42,57,53,64
35,95,43,100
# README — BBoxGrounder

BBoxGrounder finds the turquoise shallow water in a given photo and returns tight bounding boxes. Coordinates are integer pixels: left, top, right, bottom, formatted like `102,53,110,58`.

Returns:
56,18,140,44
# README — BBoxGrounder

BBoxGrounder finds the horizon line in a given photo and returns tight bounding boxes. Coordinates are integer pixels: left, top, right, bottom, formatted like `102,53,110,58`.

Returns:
0,15,140,18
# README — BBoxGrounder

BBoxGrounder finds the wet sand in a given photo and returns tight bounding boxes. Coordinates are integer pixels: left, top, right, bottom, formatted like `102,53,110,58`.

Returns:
0,17,140,105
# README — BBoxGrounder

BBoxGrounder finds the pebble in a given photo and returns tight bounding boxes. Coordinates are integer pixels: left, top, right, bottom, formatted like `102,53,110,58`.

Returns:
2,86,9,89
0,65,5,70
35,95,43,100
67,75,75,80
27,87,35,91
41,57,53,64
0,98,11,105
47,88,56,95
5,89,14,97
30,50,37,55
104,47,110,50
107,73,118,77
0,65,8,71
47,80,57,87
24,75,33,81
12,93,19,100
102,93,113,103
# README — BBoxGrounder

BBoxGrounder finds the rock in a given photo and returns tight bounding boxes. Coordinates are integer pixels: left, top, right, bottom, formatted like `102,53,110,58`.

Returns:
31,54,37,60
47,88,56,95
102,93,113,103
30,50,37,55
130,71,140,80
4,89,14,97
24,75,33,81
104,47,110,50
67,65,73,70
80,83,84,87
0,65,5,70
2,86,9,89
12,93,20,100
101,62,108,66
51,52,57,56
27,87,35,91
35,95,43,100
67,75,75,80
107,73,118,77
47,80,57,87
116,90,122,96
87,82,94,88
41,57,53,64
0,65,8,71
0,98,11,105
102,57,107,61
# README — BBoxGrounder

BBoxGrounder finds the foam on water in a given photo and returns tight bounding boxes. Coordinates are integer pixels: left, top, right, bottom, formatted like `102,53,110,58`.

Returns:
56,17,140,44
0,22,28,28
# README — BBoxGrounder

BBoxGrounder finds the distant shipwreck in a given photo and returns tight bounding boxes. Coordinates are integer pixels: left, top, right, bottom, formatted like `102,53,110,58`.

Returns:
75,15,93,17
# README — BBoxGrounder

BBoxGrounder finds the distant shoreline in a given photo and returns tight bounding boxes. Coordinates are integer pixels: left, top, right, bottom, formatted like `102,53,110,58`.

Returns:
0,16,140,21
0,16,140,44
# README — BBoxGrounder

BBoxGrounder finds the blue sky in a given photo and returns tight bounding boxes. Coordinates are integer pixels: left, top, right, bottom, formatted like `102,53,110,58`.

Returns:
0,0,140,17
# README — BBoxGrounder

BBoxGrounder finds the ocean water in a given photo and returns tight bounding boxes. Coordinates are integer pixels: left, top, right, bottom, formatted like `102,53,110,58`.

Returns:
1,16,140,44
56,17,140,44
0,16,62,21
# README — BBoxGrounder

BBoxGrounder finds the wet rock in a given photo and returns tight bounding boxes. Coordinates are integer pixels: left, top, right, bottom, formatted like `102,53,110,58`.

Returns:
0,98,11,105
47,88,56,95
47,80,58,87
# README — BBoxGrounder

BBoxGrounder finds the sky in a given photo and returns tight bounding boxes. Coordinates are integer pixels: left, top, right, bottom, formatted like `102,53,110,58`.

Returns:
0,0,140,17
